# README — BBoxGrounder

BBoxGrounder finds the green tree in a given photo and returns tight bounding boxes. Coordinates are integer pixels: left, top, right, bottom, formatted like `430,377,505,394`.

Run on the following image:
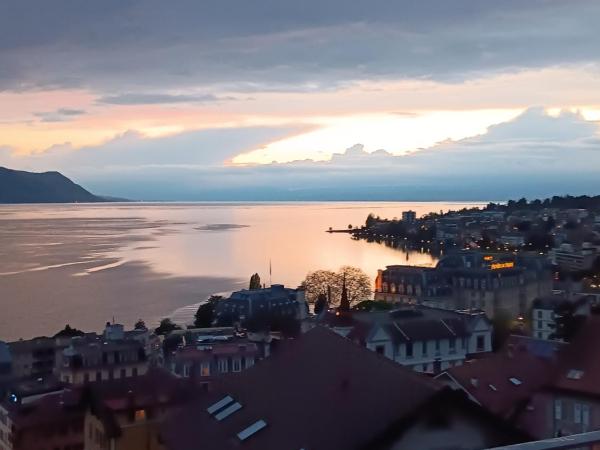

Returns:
155,318,181,336
249,273,262,290
194,295,223,328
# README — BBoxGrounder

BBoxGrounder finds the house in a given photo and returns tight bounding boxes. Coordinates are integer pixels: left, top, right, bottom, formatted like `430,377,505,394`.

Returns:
531,295,591,340
325,306,492,374
436,317,600,440
214,284,309,328
84,369,197,450
545,315,600,438
0,387,84,450
435,335,564,432
159,327,529,450
7,337,58,379
57,324,149,385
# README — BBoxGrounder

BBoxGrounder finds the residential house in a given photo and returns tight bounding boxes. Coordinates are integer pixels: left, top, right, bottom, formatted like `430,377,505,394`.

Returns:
0,386,83,450
531,295,591,340
84,369,196,450
326,306,492,374
158,327,529,450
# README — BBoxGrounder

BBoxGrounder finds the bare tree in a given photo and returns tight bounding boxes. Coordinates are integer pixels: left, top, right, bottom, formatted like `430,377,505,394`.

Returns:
301,266,372,307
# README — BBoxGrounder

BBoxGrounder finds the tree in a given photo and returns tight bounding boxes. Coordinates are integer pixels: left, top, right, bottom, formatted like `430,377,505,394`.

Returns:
301,266,372,307
194,295,223,328
53,324,84,339
314,293,328,315
249,273,261,290
134,319,147,330
365,213,377,229
155,318,181,336
301,269,339,304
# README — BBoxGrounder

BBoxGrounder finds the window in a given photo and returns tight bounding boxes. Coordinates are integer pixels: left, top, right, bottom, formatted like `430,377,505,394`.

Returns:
375,345,385,355
537,320,543,330
582,404,590,428
134,409,146,422
574,403,582,424
554,399,562,420
449,339,456,354
132,367,138,377
476,335,485,351
406,342,413,358
218,358,228,373
232,358,242,372
422,342,428,357
120,368,126,379
201,362,210,377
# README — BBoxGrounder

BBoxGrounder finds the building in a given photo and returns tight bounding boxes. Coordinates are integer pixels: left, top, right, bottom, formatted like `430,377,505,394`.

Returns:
215,284,308,325
436,317,600,440
57,324,149,385
325,306,492,374
375,251,553,319
436,335,564,438
7,337,58,379
0,386,84,450
550,243,599,272
546,315,600,438
531,294,591,340
84,369,196,450
159,327,529,450
402,210,417,223
167,328,264,382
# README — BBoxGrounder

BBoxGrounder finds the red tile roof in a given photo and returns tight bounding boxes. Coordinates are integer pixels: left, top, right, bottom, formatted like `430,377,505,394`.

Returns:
160,326,445,450
443,336,561,419
552,315,600,397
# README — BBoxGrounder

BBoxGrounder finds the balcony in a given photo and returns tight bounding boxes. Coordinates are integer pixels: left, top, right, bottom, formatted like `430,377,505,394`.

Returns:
485,430,600,449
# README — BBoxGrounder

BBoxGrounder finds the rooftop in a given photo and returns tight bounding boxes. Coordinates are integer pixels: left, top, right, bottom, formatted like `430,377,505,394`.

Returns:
160,326,446,450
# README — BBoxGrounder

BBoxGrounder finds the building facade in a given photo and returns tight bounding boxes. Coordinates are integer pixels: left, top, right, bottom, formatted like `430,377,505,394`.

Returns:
328,306,492,374
375,251,553,319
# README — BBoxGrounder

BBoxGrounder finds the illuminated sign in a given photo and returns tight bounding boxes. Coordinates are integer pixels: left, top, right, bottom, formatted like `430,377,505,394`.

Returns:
483,255,494,261
491,262,515,270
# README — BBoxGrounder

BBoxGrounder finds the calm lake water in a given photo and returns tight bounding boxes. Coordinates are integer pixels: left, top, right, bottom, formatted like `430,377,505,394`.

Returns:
0,202,481,340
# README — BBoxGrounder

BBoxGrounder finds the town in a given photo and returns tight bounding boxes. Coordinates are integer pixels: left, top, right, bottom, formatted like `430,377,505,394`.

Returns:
2,196,600,450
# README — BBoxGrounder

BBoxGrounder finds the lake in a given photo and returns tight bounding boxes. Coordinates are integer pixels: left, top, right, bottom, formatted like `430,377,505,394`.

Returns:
0,201,482,340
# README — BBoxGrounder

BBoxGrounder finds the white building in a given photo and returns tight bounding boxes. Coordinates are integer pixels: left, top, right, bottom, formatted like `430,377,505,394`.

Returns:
550,243,599,272
532,295,591,340
328,306,492,374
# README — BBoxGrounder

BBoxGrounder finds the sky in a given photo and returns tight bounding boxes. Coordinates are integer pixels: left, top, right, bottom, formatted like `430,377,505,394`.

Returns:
1,0,599,200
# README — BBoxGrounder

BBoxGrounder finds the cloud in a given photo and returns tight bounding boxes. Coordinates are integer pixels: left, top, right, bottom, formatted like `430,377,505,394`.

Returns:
97,93,233,105
1,108,599,201
33,108,86,122
1,1,599,94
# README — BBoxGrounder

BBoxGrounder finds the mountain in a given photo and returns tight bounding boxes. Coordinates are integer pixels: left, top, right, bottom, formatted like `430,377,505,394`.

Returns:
0,167,104,203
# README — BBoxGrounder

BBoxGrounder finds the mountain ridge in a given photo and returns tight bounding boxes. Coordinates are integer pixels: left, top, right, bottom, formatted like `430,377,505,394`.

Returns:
0,166,104,203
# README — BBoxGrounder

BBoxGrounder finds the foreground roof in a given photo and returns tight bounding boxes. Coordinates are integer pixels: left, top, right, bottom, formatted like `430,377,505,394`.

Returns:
160,326,444,450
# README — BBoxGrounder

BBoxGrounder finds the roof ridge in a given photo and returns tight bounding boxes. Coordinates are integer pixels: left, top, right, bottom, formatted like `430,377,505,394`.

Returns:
393,322,410,341
440,319,456,336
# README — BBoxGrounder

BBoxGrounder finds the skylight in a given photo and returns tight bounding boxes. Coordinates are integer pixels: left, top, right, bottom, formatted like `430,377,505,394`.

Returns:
509,377,522,386
489,384,498,391
207,395,234,415
237,419,267,441
214,402,242,421
567,369,584,380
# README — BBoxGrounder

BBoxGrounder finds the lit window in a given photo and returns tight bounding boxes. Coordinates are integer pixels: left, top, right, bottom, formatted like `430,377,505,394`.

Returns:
134,410,146,422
